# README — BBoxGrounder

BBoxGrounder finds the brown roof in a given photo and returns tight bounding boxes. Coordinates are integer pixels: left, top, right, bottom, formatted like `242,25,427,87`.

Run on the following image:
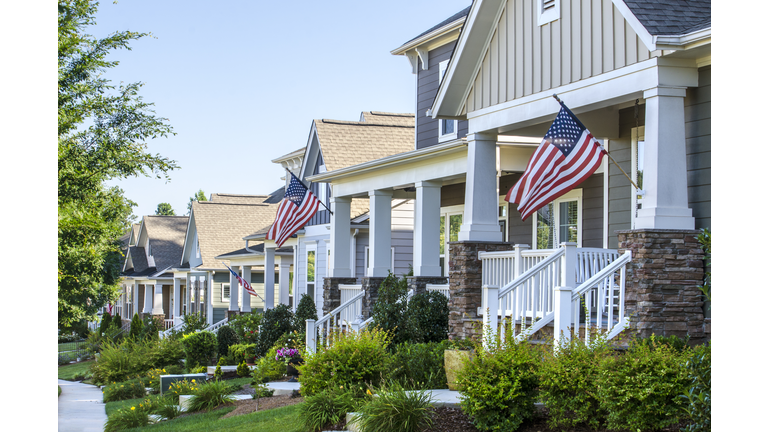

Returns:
191,200,280,269
359,111,415,127
142,216,189,272
209,193,271,204
314,118,414,172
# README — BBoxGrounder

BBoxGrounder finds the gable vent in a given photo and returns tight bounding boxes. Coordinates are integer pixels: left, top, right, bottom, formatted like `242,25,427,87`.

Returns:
538,0,560,26
542,0,556,11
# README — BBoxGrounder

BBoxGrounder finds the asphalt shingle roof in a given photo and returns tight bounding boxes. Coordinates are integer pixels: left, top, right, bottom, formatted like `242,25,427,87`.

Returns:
191,200,280,269
209,193,271,204
402,5,471,46
623,0,710,35
360,111,415,126
314,118,414,172
142,216,189,272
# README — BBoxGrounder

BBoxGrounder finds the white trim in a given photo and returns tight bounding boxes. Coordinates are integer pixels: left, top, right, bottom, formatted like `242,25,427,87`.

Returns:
537,0,560,26
364,246,395,275
610,0,655,51
438,60,458,142
440,205,465,277
390,15,466,55
531,189,583,249
603,140,609,249
221,283,230,302
630,126,646,229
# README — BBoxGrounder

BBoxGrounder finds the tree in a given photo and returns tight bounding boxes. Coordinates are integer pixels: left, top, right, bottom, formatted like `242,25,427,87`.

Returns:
187,189,208,215
155,202,175,215
58,0,177,331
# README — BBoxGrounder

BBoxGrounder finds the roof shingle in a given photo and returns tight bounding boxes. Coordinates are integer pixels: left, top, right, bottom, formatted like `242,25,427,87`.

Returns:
623,0,710,36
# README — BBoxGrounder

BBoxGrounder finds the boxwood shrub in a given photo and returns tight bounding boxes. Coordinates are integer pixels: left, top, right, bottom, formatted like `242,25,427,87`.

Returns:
255,304,293,357
181,330,217,369
406,291,449,343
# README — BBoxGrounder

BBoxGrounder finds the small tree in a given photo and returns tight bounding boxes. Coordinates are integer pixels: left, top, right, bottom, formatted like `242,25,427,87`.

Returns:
99,312,113,335
187,189,207,215
255,304,293,358
370,272,412,346
292,294,318,335
155,203,175,215
129,313,143,339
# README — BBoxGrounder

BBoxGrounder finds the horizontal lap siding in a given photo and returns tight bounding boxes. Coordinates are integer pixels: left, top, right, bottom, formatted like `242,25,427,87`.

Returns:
607,105,636,248
685,66,711,230
392,200,415,276
468,0,652,111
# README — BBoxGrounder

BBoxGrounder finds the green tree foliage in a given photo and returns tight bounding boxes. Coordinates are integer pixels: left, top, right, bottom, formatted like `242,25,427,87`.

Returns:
155,202,175,215
58,0,177,330
370,272,411,346
187,189,207,215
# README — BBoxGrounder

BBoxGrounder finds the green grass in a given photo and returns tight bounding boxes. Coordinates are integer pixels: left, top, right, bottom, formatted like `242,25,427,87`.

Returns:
58,360,94,380
106,397,148,416
120,402,304,432
59,386,62,397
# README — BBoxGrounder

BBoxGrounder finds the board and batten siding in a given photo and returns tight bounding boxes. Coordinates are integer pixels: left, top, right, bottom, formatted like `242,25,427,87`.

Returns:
465,0,655,114
417,43,468,149
308,151,331,226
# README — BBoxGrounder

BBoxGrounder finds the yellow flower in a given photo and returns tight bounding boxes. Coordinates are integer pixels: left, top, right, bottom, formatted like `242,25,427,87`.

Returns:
131,407,135,411
192,379,195,383
367,389,372,395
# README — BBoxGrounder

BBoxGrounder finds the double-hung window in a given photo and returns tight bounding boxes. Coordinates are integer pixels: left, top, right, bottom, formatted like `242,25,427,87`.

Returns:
532,189,582,249
438,60,458,142
221,283,230,302
306,244,316,302
439,205,464,276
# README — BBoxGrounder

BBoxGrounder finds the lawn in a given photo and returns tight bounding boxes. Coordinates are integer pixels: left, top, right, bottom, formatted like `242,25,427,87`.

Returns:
120,402,304,432
58,360,94,381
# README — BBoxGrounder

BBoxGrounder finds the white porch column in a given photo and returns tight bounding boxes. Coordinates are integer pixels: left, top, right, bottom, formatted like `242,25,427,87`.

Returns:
188,276,195,315
413,180,442,277
635,86,695,229
151,283,164,315
459,132,502,241
241,265,252,313
132,280,139,317
329,196,352,277
279,257,291,306
368,189,393,277
264,246,276,309
229,265,239,311
292,245,299,310
143,283,152,314
173,277,181,323
206,274,213,325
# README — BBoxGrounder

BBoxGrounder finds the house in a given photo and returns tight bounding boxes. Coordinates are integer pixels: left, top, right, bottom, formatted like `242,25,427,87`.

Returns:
238,112,417,318
118,215,189,329
312,1,710,342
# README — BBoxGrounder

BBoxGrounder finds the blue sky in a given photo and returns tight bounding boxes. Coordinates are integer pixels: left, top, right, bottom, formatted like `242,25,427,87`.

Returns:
91,0,471,218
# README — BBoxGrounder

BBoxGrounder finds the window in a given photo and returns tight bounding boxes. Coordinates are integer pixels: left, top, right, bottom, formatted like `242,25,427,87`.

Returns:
306,245,316,302
222,283,230,302
439,205,464,276
631,126,645,229
438,60,458,142
499,197,509,242
532,189,582,249
537,0,560,26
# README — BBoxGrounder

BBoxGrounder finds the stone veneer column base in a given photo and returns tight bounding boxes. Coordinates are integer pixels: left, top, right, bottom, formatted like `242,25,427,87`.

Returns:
361,277,387,319
407,276,449,297
617,229,707,343
323,277,357,316
448,241,514,341
227,310,242,320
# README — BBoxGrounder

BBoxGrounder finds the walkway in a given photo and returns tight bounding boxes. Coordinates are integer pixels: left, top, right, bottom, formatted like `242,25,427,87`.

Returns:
267,381,461,407
58,379,107,432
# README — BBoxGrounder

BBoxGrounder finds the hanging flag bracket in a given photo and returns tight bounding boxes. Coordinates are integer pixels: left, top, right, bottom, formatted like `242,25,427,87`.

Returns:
551,94,642,191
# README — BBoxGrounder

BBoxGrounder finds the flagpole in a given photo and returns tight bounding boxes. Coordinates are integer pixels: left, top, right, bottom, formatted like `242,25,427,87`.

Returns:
285,168,334,215
552,94,642,191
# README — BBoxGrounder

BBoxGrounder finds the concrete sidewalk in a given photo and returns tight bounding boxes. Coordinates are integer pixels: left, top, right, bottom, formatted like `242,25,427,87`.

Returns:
58,379,107,432
266,381,462,407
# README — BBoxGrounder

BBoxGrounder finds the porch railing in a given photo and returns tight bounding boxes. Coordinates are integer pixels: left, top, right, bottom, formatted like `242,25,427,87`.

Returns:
339,284,363,325
479,243,625,347
203,317,229,334
159,320,184,339
306,290,365,354
426,284,450,299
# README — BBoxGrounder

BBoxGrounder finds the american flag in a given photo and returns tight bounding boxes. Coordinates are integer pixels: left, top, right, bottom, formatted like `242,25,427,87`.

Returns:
223,263,261,299
506,102,606,220
266,172,321,247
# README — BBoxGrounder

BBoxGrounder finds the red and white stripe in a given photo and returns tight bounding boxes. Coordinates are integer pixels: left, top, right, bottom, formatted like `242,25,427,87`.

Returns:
266,190,321,247
506,130,605,220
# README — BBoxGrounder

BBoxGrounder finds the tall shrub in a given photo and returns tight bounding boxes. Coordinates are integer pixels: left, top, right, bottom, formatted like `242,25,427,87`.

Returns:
216,325,239,358
458,338,542,431
298,327,393,396
129,313,143,339
99,312,113,335
293,293,318,335
390,340,450,389
406,291,449,343
255,304,293,357
596,337,692,431
370,272,411,346
680,343,711,432
181,331,217,369
228,312,263,344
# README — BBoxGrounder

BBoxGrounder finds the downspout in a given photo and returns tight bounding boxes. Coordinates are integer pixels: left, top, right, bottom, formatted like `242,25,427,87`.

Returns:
245,239,255,253
351,229,359,278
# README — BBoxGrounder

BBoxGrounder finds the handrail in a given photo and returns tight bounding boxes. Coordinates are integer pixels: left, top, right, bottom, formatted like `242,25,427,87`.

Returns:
203,317,229,333
498,248,565,298
573,251,632,299
316,291,365,326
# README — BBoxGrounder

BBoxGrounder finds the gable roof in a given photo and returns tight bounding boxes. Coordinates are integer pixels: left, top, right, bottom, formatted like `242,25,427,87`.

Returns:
622,0,710,36
141,215,188,273
209,193,271,204
189,200,280,269
359,111,415,126
401,6,472,47
313,118,414,172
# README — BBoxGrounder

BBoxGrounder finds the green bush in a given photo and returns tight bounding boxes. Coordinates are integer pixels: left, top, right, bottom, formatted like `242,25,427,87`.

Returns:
148,337,185,368
228,312,263,344
102,378,148,402
237,360,251,377
406,291,449,343
227,343,257,365
390,340,449,390
165,378,201,403
353,385,434,432
104,404,150,431
537,334,612,430
299,386,363,432
141,316,161,340
596,336,692,431
112,313,122,330
293,293,318,335
370,272,411,346
635,333,690,353
680,343,711,432
187,380,236,412
299,327,393,396
91,339,157,384
181,330,217,369
181,312,208,334
251,345,286,383
129,313,143,339
100,312,113,335
255,304,294,357
458,338,542,431
216,325,239,358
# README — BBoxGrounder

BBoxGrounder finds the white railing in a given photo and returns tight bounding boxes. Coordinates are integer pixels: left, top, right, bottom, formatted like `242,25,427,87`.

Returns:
164,319,175,330
480,243,624,348
159,320,184,339
426,284,450,299
339,284,363,325
203,317,229,334
306,291,365,354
